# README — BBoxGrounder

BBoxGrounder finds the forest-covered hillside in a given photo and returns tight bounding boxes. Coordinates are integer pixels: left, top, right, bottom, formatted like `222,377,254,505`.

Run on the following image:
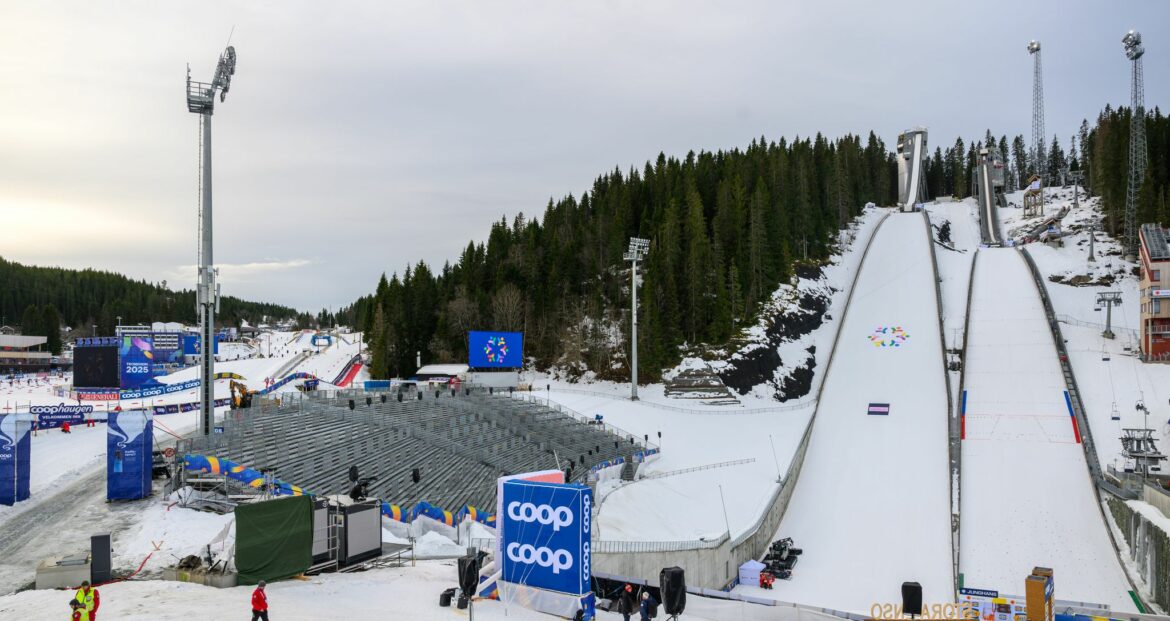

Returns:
1,257,301,352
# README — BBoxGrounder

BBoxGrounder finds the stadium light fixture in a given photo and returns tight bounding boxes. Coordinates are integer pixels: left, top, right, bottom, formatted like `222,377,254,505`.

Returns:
187,44,237,435
624,237,651,400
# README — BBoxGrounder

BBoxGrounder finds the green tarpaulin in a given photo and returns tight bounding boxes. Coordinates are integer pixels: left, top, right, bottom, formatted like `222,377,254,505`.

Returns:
235,495,312,584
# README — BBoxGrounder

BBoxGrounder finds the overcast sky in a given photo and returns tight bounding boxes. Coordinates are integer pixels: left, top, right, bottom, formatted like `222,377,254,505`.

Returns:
1,1,1167,313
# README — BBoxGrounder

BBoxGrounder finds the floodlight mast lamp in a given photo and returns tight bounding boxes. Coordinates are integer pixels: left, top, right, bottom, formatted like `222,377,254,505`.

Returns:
625,237,650,400
1122,30,1147,261
186,45,236,436
1027,40,1045,211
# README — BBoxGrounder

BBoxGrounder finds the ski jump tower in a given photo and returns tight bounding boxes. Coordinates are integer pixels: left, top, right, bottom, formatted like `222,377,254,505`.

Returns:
186,45,237,436
897,127,928,212
973,146,1006,245
1028,41,1045,190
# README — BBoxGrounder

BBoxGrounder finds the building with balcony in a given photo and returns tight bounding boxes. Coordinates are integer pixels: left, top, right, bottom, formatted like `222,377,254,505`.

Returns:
1139,223,1170,360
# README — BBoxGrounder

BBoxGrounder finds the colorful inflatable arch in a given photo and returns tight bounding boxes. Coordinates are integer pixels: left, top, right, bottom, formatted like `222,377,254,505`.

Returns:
182,455,494,524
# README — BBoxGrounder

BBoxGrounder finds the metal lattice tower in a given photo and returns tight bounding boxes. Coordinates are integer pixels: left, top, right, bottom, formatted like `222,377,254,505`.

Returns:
1123,30,1147,259
1027,41,1045,181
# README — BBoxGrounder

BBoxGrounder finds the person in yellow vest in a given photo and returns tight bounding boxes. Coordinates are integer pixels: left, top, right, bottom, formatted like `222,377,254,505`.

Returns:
74,580,99,620
69,599,87,621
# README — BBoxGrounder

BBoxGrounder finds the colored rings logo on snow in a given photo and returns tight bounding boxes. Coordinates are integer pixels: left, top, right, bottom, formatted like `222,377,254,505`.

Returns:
507,501,573,531
506,543,573,574
867,326,909,347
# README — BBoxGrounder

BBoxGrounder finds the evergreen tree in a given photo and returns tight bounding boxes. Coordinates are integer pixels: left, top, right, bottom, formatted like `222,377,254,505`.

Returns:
42,304,62,355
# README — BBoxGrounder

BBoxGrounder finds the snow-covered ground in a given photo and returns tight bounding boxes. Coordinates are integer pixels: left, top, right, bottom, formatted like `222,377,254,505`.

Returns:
0,559,840,621
0,331,365,594
998,188,1170,474
740,212,953,612
526,208,887,544
960,247,1135,611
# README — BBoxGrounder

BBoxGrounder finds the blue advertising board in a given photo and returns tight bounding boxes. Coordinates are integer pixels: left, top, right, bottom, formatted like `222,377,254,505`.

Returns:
500,479,592,600
183,334,219,356
119,335,155,390
0,414,33,506
468,331,524,368
107,409,153,501
28,403,94,429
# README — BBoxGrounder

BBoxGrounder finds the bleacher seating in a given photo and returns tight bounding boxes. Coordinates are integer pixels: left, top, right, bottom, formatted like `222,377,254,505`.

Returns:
180,389,645,511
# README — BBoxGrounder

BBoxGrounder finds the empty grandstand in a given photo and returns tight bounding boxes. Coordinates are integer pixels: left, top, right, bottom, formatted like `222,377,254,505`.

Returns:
177,388,649,510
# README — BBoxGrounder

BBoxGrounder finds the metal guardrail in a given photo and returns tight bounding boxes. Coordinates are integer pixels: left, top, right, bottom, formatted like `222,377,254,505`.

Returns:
594,534,728,554
1054,314,1139,342
642,458,756,480
528,386,816,415
921,208,961,598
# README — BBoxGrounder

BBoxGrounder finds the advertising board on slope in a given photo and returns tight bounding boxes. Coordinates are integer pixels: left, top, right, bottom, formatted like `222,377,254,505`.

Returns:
28,403,94,429
0,414,33,505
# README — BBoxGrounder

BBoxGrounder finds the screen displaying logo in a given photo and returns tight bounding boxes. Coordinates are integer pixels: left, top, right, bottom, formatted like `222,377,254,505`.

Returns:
119,336,155,390
500,479,591,596
468,331,524,368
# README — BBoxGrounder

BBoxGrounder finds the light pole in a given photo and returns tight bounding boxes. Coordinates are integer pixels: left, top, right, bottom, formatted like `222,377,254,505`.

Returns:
187,44,237,436
624,237,650,400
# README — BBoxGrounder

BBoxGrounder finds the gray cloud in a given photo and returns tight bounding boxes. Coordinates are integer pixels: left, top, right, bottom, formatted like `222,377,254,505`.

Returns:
0,1,1167,312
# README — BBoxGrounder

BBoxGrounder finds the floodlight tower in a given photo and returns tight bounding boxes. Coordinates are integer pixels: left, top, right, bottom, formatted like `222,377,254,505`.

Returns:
187,45,237,435
625,237,650,400
1122,30,1147,261
1027,40,1046,200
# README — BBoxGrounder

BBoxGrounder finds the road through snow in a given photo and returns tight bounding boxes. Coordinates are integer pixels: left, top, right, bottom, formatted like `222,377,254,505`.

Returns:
960,247,1135,611
745,212,953,611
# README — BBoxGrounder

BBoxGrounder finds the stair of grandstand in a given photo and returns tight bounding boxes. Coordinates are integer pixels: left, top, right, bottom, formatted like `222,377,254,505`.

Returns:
180,389,645,511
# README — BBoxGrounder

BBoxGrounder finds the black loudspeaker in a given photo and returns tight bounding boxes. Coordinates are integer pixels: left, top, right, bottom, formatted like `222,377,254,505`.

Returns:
417,392,422,400
366,396,372,406
380,394,386,403
411,468,421,484
435,391,440,399
458,554,480,596
660,566,686,615
901,582,922,617
348,399,355,410
397,393,403,402
465,388,470,396
91,534,113,583
489,387,494,395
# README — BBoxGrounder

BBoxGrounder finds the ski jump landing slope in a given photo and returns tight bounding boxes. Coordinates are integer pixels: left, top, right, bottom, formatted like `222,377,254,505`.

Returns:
768,212,953,611
960,248,1134,611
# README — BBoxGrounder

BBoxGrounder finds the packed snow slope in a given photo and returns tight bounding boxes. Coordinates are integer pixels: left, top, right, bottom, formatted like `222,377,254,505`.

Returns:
960,247,1134,610
751,212,953,611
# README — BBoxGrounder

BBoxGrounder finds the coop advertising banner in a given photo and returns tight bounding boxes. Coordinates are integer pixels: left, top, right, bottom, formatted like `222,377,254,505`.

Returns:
500,479,592,598
0,414,33,506
468,331,524,368
107,409,153,501
28,403,94,429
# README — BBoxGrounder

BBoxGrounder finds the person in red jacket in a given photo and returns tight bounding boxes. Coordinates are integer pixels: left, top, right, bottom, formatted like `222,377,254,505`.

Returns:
251,580,269,621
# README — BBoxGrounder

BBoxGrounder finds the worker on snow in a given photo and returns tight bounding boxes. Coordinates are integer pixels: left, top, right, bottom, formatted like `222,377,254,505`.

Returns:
251,579,269,621
639,591,658,620
616,583,637,621
69,599,86,621
61,421,71,434
74,580,99,620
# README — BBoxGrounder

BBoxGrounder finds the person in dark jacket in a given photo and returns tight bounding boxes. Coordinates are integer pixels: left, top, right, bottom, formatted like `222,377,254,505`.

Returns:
616,583,637,621
640,591,657,620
